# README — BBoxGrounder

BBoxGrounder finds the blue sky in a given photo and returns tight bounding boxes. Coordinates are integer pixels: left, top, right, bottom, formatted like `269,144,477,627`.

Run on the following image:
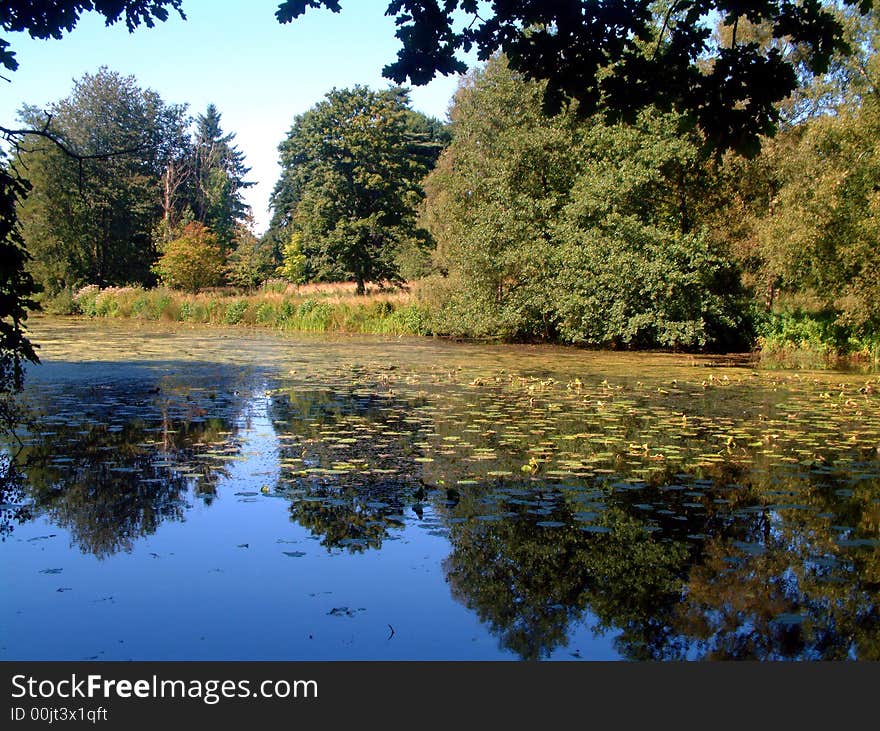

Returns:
0,1,465,233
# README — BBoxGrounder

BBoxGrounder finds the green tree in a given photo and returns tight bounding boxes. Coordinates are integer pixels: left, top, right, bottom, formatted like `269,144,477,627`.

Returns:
17,68,190,294
705,7,880,348
756,100,880,336
226,219,276,289
191,104,253,252
276,230,307,284
422,57,579,339
554,110,750,350
423,56,750,348
152,221,225,292
267,86,435,294
0,159,39,430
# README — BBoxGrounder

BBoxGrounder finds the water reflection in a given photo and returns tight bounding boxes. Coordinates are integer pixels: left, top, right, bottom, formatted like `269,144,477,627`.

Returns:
263,375,880,660
3,326,880,660
270,389,430,552
5,366,254,556
442,496,689,660
0,455,32,541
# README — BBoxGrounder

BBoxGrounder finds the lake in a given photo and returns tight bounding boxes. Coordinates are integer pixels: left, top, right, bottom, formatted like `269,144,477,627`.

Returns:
2,317,879,660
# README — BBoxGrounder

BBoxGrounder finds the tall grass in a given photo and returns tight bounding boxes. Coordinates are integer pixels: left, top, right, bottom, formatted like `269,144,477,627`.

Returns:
59,283,430,336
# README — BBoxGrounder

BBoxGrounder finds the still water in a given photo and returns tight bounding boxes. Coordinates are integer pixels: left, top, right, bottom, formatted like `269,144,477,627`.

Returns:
2,318,879,660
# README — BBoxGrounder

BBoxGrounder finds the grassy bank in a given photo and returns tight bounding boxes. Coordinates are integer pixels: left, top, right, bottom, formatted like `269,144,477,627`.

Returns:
42,283,880,370
51,281,430,336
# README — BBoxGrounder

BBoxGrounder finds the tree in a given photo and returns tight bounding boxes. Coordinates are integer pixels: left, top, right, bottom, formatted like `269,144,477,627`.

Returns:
1,1,184,73
267,86,436,294
0,158,39,430
278,0,875,156
423,55,750,348
226,219,276,289
152,221,225,292
704,7,880,346
276,230,307,284
16,68,190,293
753,99,880,336
191,104,253,252
422,57,579,339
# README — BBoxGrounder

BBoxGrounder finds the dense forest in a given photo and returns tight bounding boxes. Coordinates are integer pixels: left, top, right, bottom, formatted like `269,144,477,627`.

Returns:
5,4,880,364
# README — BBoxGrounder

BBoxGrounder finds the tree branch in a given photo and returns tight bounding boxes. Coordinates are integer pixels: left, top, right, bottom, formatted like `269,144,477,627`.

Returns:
1,125,144,162
2,117,145,190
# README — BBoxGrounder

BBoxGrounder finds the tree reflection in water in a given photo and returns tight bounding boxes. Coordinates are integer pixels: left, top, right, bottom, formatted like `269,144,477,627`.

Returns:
4,354,879,660
268,381,880,660
4,371,251,557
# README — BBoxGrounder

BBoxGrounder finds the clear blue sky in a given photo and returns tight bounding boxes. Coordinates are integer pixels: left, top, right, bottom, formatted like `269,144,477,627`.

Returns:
0,1,466,233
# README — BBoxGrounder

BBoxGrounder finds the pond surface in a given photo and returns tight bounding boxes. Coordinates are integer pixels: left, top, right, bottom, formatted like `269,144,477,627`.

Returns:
2,318,879,660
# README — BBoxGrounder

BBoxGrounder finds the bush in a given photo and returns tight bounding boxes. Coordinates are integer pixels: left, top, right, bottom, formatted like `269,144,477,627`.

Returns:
152,223,226,293
554,222,751,350
255,301,278,325
224,300,249,325
73,285,101,317
43,289,78,315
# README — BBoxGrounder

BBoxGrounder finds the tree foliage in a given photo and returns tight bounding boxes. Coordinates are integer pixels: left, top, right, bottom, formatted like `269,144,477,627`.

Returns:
152,221,225,292
1,0,184,72
424,56,750,348
1,1,185,402
191,104,253,251
16,68,189,294
13,72,255,300
267,86,442,294
277,0,876,155
226,220,275,289
748,99,880,335
0,157,39,417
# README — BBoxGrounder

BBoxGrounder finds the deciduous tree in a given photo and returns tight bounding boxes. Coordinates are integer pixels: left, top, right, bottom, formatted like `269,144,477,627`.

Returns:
16,68,190,293
267,86,438,294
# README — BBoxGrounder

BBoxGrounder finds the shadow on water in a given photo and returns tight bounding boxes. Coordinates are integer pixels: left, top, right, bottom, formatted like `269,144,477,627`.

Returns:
3,329,880,659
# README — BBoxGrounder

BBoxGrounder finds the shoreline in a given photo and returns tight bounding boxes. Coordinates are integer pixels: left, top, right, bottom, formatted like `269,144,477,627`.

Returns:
30,284,880,373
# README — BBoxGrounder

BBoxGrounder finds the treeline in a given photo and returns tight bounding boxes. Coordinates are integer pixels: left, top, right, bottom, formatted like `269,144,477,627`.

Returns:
416,51,880,356
15,68,258,295
263,7,880,358
16,7,880,359
16,71,449,300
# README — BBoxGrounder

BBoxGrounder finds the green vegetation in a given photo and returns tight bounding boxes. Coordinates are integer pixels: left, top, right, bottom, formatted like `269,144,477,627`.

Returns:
153,222,226,293
65,282,429,336
0,158,39,430
13,70,254,299
6,3,880,367
421,58,750,349
264,86,446,294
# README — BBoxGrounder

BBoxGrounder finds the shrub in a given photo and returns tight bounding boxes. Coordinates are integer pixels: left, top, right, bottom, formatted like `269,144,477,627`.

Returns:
73,285,101,317
152,223,226,293
224,300,249,325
